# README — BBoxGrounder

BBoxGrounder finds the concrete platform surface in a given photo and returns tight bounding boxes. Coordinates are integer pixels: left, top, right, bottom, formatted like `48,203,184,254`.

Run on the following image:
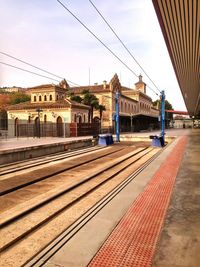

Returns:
43,129,200,267
0,136,93,152
0,128,190,152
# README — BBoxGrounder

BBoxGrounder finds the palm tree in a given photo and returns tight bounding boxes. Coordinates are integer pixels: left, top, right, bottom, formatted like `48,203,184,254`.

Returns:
70,95,83,103
82,90,99,122
97,104,106,122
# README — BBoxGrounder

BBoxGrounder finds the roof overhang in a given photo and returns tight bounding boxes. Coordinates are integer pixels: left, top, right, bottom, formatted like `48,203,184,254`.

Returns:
152,0,200,117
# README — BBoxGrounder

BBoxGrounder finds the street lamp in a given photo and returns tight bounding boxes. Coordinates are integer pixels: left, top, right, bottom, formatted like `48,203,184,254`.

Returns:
36,108,43,138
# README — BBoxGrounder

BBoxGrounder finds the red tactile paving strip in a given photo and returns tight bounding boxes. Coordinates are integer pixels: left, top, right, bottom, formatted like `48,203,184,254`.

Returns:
88,137,188,267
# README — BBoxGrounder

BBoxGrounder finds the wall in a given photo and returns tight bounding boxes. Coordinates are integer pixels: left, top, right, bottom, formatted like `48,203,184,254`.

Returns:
0,138,97,165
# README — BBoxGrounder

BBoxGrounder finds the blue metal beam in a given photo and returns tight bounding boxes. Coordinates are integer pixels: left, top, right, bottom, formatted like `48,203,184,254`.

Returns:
115,91,120,142
160,90,165,141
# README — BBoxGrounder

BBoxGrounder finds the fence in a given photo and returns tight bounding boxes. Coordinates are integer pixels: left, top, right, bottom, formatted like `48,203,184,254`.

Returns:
0,121,101,138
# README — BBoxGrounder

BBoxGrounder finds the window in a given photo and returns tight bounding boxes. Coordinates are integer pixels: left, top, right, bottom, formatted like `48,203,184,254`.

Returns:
28,116,31,123
44,95,47,101
74,114,77,122
44,115,47,123
39,95,42,101
57,95,59,100
34,95,36,102
50,95,52,101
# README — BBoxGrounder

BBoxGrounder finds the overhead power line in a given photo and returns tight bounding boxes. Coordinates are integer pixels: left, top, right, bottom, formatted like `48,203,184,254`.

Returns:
0,61,60,83
56,0,159,96
0,51,80,86
89,0,161,95
56,0,138,79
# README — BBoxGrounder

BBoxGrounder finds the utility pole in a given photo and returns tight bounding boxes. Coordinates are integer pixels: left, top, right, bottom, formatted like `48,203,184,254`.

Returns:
160,90,165,143
115,90,120,142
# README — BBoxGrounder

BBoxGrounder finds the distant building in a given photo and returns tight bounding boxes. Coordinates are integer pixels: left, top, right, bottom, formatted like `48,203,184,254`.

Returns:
166,110,193,129
0,86,26,93
7,80,90,137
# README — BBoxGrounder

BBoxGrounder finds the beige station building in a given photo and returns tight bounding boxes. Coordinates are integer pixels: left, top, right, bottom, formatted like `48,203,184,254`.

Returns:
7,74,159,137
71,74,159,132
7,80,90,138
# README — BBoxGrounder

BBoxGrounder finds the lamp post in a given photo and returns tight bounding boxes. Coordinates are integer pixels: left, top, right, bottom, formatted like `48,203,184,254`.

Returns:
36,108,43,138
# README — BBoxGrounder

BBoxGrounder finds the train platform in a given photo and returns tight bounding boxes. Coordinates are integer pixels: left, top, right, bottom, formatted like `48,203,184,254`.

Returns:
0,128,188,152
0,136,94,165
0,136,94,152
42,129,200,267
0,129,185,165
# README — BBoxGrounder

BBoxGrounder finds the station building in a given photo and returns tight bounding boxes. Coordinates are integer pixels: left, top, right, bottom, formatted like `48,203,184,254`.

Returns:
71,74,159,132
7,80,90,138
6,74,159,137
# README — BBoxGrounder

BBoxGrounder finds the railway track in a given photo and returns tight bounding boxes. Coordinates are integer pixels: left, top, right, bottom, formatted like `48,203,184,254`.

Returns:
0,144,161,267
0,145,105,177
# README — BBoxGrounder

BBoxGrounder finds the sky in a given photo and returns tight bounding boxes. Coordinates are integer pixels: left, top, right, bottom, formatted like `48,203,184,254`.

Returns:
0,0,187,111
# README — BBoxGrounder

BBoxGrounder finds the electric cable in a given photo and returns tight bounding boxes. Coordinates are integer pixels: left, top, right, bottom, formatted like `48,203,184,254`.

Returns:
89,0,161,95
56,0,138,79
0,51,80,86
0,61,60,83
56,0,159,96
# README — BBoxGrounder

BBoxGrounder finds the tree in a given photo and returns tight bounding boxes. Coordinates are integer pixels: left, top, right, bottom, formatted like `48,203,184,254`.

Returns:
70,95,83,103
96,104,106,122
0,94,11,130
81,90,99,122
153,98,173,128
153,99,173,110
0,94,11,109
10,92,30,105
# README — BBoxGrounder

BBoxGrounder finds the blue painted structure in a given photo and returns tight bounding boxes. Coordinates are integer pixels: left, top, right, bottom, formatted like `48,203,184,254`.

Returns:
160,90,165,143
115,91,120,142
98,134,114,146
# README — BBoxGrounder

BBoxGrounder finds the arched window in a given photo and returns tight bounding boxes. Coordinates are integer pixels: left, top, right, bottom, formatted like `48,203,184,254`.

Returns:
50,95,52,101
121,102,123,112
34,95,36,102
44,114,47,123
44,95,47,101
74,114,76,122
39,95,42,101
28,116,31,123
125,102,127,113
57,95,59,100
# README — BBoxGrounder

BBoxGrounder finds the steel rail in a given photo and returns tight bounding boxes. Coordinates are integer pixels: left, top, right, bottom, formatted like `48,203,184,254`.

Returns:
0,146,104,176
0,147,148,229
0,146,125,196
25,147,163,267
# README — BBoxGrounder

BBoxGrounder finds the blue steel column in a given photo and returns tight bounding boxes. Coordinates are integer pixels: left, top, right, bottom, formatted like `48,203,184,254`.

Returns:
161,90,165,141
116,91,120,142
